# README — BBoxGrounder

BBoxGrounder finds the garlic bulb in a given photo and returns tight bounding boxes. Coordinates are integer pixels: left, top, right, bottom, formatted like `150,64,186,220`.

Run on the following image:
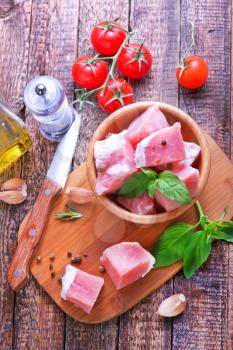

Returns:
158,293,186,317
0,190,27,204
0,178,27,204
1,178,27,192
66,187,95,204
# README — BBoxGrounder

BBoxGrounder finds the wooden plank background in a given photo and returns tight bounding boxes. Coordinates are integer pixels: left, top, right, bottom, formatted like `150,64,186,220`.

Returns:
0,0,232,349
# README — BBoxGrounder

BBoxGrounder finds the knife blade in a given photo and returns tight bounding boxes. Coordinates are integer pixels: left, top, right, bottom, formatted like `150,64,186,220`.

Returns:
8,114,81,291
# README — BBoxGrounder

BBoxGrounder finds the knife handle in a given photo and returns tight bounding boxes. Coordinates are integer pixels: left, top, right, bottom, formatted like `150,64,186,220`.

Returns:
8,177,62,291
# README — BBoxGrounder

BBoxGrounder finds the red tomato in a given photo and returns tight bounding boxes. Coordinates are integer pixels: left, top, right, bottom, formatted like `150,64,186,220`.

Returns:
176,56,208,89
72,56,108,89
91,21,127,56
117,43,153,79
97,78,133,114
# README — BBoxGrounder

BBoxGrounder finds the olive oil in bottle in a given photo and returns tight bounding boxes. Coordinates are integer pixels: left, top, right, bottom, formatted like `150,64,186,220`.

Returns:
0,100,32,172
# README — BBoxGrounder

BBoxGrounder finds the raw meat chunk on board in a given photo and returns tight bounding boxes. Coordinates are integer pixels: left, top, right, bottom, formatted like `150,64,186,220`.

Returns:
61,265,104,314
100,242,155,290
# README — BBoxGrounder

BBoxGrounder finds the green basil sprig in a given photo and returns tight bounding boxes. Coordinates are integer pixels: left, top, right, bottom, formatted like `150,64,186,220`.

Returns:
119,168,191,204
152,201,233,278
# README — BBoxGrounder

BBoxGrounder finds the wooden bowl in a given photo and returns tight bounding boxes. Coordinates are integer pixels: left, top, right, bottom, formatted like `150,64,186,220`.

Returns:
86,102,211,225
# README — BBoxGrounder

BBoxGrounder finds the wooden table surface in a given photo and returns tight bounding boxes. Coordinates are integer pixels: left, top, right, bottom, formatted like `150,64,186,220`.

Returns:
0,0,232,349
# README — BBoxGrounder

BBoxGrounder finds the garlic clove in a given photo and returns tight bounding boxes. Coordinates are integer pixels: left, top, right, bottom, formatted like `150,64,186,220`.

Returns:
1,178,27,192
66,187,95,204
158,293,186,317
0,190,27,204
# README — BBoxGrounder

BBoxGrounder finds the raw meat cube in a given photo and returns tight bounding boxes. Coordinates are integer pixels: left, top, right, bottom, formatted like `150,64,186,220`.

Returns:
135,123,186,168
94,131,137,194
117,192,155,215
100,242,155,290
154,141,201,172
155,163,200,211
61,265,104,314
127,106,169,147
183,141,201,166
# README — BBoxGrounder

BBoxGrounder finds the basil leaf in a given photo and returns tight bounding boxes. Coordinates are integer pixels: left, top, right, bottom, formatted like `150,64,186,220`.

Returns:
141,168,157,179
119,172,149,198
153,222,194,267
219,221,233,228
147,180,157,198
212,230,233,242
183,231,212,279
157,171,191,204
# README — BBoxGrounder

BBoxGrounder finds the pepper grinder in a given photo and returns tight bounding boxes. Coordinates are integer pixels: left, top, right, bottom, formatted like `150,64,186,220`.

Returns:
24,76,77,141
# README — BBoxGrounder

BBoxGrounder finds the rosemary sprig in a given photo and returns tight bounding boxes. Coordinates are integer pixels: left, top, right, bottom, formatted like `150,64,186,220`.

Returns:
55,204,82,221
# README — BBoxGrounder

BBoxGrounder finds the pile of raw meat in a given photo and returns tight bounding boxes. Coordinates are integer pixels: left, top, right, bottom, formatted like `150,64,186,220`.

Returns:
94,106,201,214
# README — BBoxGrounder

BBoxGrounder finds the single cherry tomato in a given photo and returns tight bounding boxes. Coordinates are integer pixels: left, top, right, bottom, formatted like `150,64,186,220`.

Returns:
72,55,108,89
176,55,208,89
91,20,127,56
117,43,153,79
97,78,133,114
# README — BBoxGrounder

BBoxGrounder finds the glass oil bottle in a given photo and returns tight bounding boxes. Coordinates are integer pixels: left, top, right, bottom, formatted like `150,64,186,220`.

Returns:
0,100,32,172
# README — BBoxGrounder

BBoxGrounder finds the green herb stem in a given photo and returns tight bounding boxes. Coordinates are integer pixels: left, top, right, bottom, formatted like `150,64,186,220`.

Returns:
55,205,82,221
195,200,204,218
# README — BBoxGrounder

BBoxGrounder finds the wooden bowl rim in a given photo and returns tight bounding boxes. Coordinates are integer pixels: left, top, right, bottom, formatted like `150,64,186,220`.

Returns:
86,101,211,224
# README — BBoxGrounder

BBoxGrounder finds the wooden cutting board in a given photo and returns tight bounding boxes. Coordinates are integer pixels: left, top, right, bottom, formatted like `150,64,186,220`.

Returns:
18,134,233,324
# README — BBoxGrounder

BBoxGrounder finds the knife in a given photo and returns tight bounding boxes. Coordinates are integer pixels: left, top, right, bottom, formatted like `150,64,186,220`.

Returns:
8,115,81,291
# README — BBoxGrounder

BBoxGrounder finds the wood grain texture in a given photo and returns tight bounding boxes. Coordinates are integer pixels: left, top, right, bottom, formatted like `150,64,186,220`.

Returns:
17,135,233,325
65,1,129,349
0,1,32,349
118,1,180,349
12,1,79,349
173,1,232,349
0,0,233,349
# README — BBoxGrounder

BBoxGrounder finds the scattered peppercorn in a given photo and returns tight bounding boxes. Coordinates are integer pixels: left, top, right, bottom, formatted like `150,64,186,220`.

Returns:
83,252,88,258
51,271,55,278
67,251,72,258
71,255,82,264
49,253,55,261
49,263,53,270
161,139,167,146
36,256,42,263
58,274,63,284
98,265,105,273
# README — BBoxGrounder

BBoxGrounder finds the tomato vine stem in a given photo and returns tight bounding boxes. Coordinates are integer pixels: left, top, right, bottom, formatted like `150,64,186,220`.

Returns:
100,31,133,96
177,22,195,81
72,28,133,109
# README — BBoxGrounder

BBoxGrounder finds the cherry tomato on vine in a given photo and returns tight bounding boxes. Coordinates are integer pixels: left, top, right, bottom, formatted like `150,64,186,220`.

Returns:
117,43,153,79
72,55,108,89
97,77,133,114
176,55,208,89
91,20,127,56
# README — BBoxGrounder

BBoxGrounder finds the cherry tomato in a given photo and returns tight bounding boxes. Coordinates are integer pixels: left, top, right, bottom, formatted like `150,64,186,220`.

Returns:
117,43,153,79
176,55,208,89
97,78,133,114
72,56,108,89
91,21,127,56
